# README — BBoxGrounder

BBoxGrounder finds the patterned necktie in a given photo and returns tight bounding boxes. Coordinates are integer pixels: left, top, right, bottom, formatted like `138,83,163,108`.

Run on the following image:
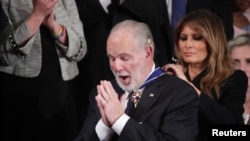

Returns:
172,0,186,28
125,92,136,116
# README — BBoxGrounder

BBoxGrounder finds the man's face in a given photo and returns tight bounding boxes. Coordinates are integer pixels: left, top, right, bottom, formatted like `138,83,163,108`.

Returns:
106,31,150,92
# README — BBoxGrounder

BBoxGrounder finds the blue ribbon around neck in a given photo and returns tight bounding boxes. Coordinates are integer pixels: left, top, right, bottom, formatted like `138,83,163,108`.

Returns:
138,67,165,90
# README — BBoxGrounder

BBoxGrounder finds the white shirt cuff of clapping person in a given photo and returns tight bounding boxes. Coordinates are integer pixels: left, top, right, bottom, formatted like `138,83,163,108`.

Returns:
96,114,130,140
99,0,125,13
243,113,250,125
99,0,110,13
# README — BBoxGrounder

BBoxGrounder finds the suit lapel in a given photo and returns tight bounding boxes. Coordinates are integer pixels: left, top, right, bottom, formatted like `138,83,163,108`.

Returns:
131,76,164,120
111,75,165,121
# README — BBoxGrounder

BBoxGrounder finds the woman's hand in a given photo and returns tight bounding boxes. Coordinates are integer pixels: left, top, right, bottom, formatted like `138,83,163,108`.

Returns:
162,64,201,96
162,64,188,81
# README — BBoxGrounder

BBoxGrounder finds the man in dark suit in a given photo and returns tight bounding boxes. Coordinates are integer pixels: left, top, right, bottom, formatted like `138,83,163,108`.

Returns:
74,0,233,129
74,1,170,125
74,0,168,127
74,20,199,141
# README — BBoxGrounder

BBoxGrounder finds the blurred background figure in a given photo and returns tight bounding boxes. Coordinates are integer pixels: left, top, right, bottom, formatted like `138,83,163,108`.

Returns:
228,33,250,125
0,0,87,141
231,0,250,37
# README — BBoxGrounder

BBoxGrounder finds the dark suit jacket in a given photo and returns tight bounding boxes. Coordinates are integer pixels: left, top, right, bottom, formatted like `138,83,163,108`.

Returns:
186,70,248,141
74,74,199,141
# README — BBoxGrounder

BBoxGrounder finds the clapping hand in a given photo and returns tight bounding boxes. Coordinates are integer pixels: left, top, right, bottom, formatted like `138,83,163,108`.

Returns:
95,80,127,127
32,0,58,21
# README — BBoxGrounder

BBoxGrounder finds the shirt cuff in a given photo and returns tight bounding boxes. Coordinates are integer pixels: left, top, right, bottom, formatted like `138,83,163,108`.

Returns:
243,113,250,125
112,114,130,135
99,0,111,13
95,119,114,141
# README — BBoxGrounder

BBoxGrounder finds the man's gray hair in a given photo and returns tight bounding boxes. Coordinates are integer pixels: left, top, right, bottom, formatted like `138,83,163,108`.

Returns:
110,20,155,51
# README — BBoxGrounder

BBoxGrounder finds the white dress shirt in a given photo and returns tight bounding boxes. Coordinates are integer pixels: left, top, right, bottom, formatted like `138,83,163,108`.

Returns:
99,0,125,13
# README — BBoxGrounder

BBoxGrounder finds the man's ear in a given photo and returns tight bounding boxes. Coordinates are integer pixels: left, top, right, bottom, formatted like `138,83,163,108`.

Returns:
145,44,153,59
